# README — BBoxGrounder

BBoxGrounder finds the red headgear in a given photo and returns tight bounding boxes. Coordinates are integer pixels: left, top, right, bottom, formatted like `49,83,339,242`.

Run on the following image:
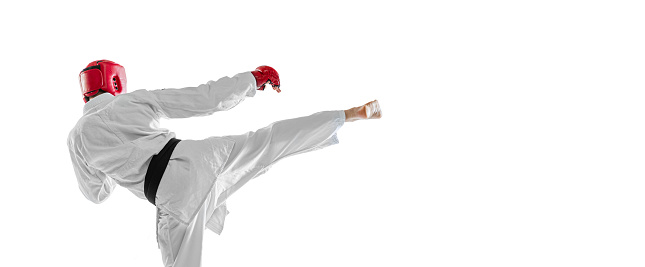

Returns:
79,60,127,103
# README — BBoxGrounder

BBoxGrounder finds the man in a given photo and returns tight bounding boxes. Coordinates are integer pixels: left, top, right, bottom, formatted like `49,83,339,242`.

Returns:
67,60,382,267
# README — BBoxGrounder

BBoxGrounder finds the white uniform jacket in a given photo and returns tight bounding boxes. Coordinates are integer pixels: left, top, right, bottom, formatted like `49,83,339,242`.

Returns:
67,72,257,232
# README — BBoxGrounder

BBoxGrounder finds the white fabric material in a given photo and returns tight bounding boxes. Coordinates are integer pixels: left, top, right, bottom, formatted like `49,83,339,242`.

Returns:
68,72,256,225
157,110,345,267
157,193,212,267
68,69,346,267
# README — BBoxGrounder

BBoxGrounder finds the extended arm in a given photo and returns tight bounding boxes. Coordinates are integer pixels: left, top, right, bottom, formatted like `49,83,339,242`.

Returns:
148,72,258,119
147,66,281,119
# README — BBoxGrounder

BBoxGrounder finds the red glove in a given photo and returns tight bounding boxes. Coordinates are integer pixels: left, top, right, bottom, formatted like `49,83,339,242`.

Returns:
252,66,281,92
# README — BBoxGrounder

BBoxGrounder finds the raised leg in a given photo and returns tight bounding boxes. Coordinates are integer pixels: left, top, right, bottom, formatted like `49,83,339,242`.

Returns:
213,110,346,206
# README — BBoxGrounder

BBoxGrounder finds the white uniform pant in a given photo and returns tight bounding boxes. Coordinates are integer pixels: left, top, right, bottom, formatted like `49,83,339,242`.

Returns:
156,110,345,267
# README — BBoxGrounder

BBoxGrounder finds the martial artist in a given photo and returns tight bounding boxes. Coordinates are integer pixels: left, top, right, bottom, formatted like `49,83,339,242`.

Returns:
67,60,382,267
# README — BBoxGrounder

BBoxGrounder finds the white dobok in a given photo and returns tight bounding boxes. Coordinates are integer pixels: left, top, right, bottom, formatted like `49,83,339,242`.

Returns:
68,71,345,267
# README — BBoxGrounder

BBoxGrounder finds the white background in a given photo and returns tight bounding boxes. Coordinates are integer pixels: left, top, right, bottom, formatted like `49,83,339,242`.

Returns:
1,0,644,266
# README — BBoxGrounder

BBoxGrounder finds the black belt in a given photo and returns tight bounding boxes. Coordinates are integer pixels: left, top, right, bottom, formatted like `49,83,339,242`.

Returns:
144,138,181,205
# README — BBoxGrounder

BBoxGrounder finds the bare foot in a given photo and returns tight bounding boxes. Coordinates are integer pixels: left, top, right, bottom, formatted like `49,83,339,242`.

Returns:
345,100,382,122
364,100,382,120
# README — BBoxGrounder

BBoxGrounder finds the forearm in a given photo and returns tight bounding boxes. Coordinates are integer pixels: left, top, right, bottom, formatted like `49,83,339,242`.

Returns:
150,72,257,118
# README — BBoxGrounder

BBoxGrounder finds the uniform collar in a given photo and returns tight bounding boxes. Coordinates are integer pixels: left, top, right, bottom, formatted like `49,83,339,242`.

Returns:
83,93,115,114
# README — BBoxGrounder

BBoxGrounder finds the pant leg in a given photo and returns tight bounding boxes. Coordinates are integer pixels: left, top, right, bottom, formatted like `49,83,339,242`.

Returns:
214,110,346,207
156,110,345,266
157,193,215,267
